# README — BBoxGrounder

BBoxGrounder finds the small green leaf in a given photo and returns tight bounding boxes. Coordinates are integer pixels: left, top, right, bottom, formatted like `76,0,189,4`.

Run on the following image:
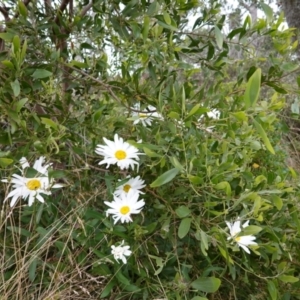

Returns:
267,280,278,300
200,230,209,251
41,117,58,130
242,225,262,235
0,158,14,167
15,98,28,112
150,168,179,187
28,257,37,282
142,15,150,41
100,280,116,298
18,0,28,17
187,104,201,118
32,69,52,79
163,12,171,25
2,60,14,69
214,26,223,49
191,297,208,300
48,170,66,179
244,68,261,109
116,270,130,285
178,217,192,239
13,36,20,54
271,195,283,210
143,147,161,158
231,111,248,122
175,206,191,218
253,118,275,154
191,277,221,293
261,3,273,22
7,226,31,237
11,79,20,97
278,275,299,283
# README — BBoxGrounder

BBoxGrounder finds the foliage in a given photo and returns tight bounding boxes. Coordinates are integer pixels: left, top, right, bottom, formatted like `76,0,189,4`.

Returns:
1,0,300,299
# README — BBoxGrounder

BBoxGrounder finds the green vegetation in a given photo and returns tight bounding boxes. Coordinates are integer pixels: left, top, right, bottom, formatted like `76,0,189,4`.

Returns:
1,0,300,299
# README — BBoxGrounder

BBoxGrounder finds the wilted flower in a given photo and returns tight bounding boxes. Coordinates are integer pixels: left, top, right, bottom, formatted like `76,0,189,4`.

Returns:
105,191,145,224
111,240,132,264
95,134,142,170
131,103,163,127
197,108,221,132
2,157,63,207
226,218,257,254
114,175,146,197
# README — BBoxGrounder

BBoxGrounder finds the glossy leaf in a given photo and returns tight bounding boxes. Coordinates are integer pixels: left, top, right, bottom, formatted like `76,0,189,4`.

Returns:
150,168,179,187
191,277,221,293
244,68,261,109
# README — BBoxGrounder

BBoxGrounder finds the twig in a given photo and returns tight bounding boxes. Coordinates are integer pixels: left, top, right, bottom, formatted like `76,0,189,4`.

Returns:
80,1,93,18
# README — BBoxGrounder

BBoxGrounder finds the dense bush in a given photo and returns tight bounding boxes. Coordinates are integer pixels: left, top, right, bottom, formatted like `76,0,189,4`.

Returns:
1,1,300,299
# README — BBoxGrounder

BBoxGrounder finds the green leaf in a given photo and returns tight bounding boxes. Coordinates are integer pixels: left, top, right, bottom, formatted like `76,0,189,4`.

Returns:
157,21,177,31
100,280,116,298
2,60,14,69
143,147,161,158
200,230,209,251
48,170,67,179
150,168,179,187
278,275,299,283
244,68,261,109
191,277,221,293
31,69,52,79
175,206,191,218
214,26,223,49
253,118,275,154
28,257,37,282
13,36,20,54
0,33,14,41
7,226,31,237
116,270,130,285
11,79,20,97
178,217,192,239
18,0,28,17
214,181,231,196
41,117,58,130
271,195,283,210
191,297,208,300
0,158,13,167
261,3,273,22
267,280,278,300
142,15,150,41
15,98,28,112
163,12,171,25
242,225,262,235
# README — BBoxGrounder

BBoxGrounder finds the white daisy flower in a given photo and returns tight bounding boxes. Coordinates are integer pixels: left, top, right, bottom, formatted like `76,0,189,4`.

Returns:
111,240,132,264
197,109,220,132
131,103,163,127
95,134,142,170
114,175,146,197
207,109,220,119
2,157,63,207
226,218,257,254
104,191,145,224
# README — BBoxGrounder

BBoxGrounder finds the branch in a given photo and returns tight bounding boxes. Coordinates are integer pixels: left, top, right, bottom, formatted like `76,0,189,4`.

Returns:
80,1,93,17
54,0,70,24
0,6,10,21
44,0,52,16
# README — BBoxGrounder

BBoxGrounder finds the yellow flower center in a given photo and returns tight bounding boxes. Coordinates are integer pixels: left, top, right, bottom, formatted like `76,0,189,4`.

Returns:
235,236,241,242
120,206,130,215
26,179,41,190
139,113,147,118
115,150,127,160
123,184,131,193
